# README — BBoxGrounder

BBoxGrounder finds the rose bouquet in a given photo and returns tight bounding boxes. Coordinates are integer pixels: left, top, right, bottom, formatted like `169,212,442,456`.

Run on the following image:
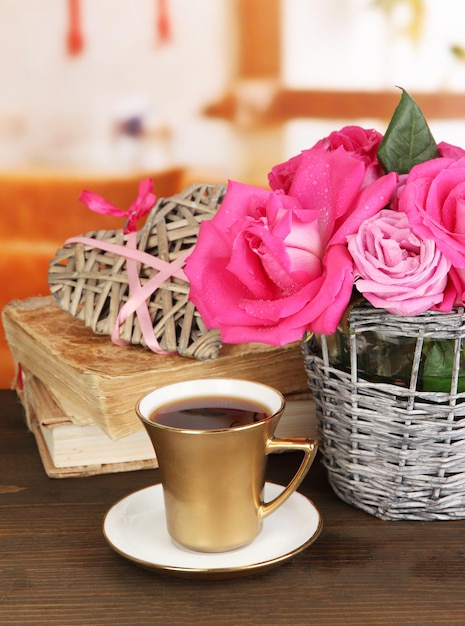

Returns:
184,89,465,354
183,88,465,520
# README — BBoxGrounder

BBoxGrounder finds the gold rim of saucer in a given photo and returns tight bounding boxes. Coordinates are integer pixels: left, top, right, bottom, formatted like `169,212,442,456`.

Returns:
102,482,322,580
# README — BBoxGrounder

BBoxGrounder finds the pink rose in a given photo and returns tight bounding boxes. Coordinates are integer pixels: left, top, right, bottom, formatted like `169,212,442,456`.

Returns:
186,148,398,344
314,125,382,153
267,152,302,195
348,210,451,315
448,266,465,307
185,180,353,344
270,146,398,247
390,144,465,212
268,125,384,192
438,141,465,159
399,156,465,269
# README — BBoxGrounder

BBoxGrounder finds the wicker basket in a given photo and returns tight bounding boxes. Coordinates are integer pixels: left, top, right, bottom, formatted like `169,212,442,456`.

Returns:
302,301,465,520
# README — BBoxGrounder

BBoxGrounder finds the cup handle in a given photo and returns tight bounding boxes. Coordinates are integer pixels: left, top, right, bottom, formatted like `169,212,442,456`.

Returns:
259,438,318,520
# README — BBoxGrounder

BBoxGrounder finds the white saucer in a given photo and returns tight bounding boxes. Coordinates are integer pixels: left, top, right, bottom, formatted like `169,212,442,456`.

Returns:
103,482,322,579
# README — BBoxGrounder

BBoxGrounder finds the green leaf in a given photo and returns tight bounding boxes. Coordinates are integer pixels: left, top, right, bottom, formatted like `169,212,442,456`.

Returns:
423,341,455,379
378,89,440,175
421,340,465,392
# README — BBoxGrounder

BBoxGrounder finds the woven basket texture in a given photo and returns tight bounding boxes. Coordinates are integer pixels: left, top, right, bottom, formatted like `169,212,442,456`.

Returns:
48,183,225,361
302,301,465,520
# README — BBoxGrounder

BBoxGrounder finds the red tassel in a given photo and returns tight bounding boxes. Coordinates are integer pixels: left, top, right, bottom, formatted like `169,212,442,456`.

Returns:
67,0,84,56
156,0,171,45
16,363,24,391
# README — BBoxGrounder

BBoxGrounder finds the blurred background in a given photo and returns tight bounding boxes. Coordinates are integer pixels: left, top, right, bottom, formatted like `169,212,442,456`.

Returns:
2,0,465,387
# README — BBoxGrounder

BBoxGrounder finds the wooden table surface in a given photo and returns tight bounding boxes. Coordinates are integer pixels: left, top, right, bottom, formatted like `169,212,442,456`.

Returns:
1,389,464,626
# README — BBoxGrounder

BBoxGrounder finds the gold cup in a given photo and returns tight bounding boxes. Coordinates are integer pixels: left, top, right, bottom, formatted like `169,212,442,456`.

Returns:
136,379,317,553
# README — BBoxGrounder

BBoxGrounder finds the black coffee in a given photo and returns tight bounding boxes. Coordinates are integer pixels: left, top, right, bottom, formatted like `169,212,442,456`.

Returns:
149,396,270,430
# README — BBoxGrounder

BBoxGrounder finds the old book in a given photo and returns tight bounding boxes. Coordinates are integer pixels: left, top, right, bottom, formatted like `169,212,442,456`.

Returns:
18,369,316,478
18,372,157,477
3,296,312,442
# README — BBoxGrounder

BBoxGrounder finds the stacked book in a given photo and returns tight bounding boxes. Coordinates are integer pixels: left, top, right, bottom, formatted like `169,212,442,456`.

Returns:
2,296,316,478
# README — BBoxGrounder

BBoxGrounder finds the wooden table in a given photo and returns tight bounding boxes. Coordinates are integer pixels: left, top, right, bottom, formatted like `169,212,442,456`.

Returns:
1,389,464,625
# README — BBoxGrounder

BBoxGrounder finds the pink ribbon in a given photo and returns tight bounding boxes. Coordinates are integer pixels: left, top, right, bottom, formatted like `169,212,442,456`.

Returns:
70,178,192,353
66,233,193,353
79,178,156,234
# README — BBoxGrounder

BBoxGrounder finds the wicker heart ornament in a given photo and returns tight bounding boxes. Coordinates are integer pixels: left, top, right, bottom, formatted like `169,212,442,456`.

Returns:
48,183,225,360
